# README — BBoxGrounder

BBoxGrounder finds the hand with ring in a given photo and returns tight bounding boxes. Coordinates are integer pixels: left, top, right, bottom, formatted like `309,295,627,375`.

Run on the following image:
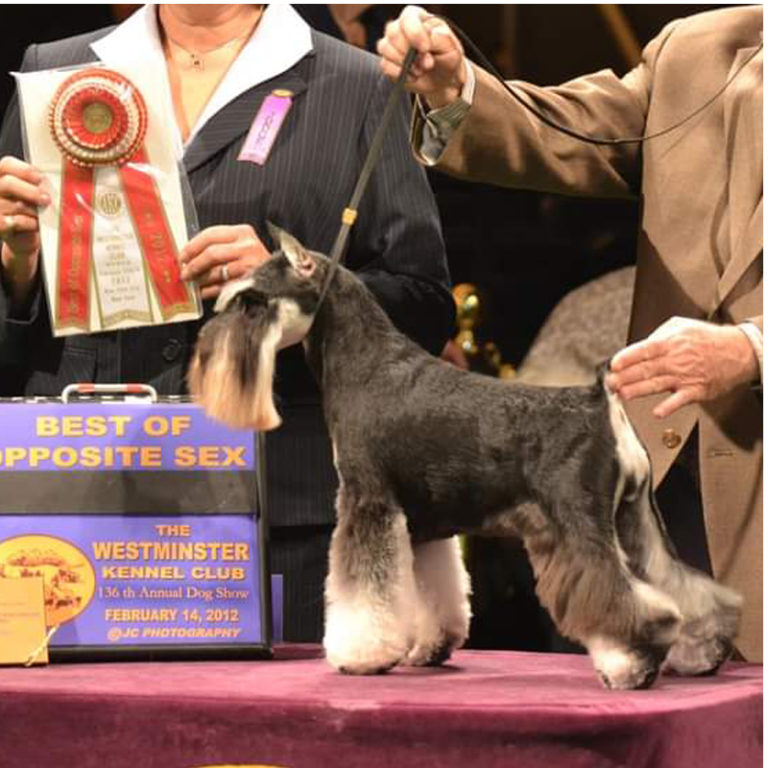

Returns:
0,155,51,304
179,224,272,300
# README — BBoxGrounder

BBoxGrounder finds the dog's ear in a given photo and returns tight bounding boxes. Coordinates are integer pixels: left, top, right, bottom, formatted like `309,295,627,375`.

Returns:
266,220,285,250
266,221,316,279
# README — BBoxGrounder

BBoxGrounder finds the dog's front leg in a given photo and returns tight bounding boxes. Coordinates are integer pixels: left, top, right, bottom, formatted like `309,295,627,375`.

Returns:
323,487,417,674
405,537,472,667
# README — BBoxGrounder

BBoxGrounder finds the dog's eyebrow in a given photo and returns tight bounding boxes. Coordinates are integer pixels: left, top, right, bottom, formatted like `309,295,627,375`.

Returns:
273,254,291,273
234,288,269,307
246,289,269,302
241,294,274,319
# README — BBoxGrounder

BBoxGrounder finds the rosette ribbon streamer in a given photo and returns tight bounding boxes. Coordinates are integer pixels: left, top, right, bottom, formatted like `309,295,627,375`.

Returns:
49,68,192,329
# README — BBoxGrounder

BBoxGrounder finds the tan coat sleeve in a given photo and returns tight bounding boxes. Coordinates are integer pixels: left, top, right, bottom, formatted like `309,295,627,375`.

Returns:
413,21,682,200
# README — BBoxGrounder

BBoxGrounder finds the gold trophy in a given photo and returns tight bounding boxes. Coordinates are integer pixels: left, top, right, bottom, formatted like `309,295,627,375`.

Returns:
452,284,515,379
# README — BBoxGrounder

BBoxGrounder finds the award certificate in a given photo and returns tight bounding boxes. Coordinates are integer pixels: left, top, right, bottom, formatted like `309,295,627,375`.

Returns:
15,64,201,336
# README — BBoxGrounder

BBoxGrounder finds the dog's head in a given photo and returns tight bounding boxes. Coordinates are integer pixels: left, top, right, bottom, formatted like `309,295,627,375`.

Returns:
188,225,329,431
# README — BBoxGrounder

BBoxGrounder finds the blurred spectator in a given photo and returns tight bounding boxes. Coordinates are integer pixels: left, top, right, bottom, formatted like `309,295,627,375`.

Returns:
294,5,402,53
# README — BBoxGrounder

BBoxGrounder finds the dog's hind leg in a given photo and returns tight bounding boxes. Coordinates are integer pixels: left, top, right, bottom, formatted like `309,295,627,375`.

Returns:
323,485,418,674
518,500,682,690
616,482,742,676
605,383,741,674
404,536,472,667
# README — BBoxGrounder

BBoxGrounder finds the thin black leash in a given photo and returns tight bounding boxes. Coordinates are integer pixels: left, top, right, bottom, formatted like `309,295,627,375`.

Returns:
263,50,415,548
443,16,762,146
313,47,418,314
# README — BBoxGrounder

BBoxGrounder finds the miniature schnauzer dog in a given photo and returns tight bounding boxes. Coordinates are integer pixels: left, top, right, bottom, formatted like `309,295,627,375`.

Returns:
189,226,742,690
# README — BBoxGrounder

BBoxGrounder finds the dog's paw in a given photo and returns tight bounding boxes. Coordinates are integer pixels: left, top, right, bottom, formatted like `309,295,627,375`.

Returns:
664,626,733,677
325,634,408,675
405,637,452,667
663,584,740,677
403,579,470,666
404,626,465,667
587,637,667,690
323,601,411,675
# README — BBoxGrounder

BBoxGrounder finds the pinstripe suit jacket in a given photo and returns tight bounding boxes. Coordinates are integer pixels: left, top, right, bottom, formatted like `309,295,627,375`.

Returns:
0,28,454,530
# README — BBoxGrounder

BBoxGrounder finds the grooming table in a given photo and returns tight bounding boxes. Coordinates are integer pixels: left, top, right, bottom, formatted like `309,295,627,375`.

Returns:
0,646,761,768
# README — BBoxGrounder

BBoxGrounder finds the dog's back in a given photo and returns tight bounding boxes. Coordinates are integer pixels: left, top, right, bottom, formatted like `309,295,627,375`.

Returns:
335,356,619,538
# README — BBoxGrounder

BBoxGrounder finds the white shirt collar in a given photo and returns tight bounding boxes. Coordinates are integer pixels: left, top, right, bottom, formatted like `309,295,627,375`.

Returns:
90,4,313,151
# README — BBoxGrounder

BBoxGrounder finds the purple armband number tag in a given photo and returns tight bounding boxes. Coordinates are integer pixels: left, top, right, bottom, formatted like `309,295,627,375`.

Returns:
238,89,294,166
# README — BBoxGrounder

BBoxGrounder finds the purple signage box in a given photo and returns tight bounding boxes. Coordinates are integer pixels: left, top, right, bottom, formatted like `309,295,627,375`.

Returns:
0,397,273,661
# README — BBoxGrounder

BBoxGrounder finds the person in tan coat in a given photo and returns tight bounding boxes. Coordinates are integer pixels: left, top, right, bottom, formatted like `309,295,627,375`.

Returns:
379,5,763,661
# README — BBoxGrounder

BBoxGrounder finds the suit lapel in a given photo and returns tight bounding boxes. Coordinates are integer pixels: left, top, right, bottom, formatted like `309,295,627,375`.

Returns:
712,45,763,313
183,69,309,175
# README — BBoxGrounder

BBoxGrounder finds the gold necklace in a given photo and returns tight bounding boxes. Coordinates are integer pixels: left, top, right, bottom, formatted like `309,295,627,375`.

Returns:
163,14,262,71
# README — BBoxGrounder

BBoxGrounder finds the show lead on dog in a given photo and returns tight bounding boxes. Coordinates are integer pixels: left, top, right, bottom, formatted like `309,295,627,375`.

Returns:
0,4,455,642
379,5,763,661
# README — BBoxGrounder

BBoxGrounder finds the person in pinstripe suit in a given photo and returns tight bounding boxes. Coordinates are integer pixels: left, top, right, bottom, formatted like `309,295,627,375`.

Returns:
0,4,454,641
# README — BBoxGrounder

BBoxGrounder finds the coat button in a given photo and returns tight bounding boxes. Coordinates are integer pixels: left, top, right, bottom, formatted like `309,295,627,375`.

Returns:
662,429,682,450
162,339,182,363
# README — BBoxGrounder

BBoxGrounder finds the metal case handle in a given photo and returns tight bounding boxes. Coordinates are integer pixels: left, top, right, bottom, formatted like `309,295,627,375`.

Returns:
60,383,159,403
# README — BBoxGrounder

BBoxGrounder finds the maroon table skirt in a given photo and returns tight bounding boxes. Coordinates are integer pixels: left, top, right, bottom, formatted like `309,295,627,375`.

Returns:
0,647,761,768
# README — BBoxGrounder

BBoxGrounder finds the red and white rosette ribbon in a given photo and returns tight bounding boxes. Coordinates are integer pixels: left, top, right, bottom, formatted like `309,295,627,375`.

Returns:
49,68,192,329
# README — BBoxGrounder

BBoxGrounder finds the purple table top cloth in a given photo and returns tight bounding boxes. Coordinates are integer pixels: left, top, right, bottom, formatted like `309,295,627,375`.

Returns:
0,647,761,768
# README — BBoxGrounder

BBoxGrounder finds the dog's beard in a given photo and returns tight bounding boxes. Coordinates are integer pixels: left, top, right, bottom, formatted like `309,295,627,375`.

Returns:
188,307,282,431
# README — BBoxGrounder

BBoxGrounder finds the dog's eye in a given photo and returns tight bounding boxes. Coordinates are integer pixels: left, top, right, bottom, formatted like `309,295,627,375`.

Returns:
235,290,269,313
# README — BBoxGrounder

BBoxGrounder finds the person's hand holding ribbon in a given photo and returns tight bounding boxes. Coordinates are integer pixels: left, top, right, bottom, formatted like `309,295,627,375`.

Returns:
0,156,50,307
179,224,272,300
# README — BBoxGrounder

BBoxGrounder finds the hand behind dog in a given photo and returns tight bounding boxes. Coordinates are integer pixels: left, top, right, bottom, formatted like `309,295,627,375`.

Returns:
607,317,759,417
